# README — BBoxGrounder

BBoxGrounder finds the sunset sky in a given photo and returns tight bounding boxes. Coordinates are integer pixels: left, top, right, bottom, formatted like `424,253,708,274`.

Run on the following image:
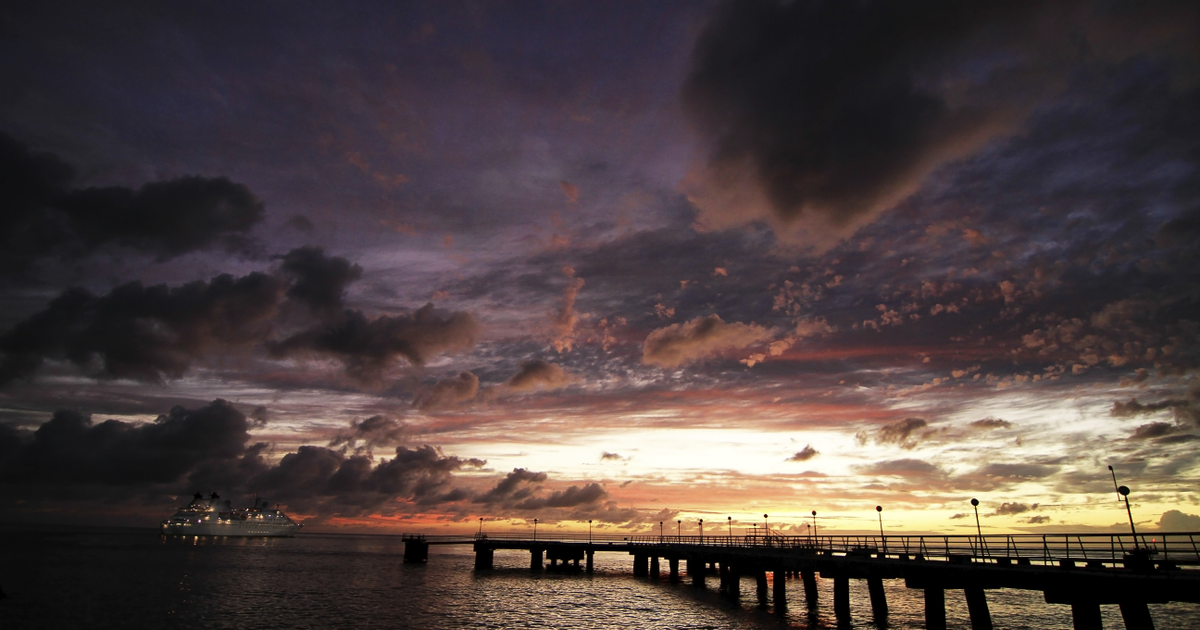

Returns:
2,1,1198,536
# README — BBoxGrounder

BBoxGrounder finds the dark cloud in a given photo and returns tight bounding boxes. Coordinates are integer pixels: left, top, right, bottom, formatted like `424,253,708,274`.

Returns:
992,502,1037,516
0,399,252,486
506,359,575,392
414,372,480,410
1157,509,1200,531
251,444,486,515
681,0,1200,246
1129,422,1179,440
269,304,480,383
856,418,928,449
0,132,263,281
1112,393,1199,427
514,482,607,510
476,468,548,504
856,458,940,477
0,272,284,385
970,418,1012,430
279,246,363,318
599,452,624,461
328,415,411,451
642,314,772,367
1025,515,1051,524
787,444,819,462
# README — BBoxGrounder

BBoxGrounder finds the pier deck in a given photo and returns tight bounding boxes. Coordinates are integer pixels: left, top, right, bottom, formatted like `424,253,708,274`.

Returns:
401,531,1200,630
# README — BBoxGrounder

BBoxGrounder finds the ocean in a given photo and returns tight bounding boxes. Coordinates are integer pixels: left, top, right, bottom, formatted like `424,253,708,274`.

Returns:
1,527,1197,629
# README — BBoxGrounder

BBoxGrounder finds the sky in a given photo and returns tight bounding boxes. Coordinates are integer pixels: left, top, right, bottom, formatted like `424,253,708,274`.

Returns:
1,0,1199,537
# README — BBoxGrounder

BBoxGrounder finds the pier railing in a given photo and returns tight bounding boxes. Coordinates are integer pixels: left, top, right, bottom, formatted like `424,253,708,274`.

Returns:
445,532,1200,566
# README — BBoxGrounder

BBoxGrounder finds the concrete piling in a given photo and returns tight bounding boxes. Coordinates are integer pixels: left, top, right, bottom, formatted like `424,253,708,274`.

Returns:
1070,603,1102,630
669,557,679,581
801,570,818,609
833,576,850,619
756,570,769,606
867,576,887,620
965,588,993,630
530,547,543,571
924,588,947,630
773,569,787,612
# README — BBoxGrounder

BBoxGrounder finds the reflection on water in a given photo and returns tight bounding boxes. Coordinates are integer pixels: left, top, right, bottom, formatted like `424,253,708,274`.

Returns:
1,527,1197,629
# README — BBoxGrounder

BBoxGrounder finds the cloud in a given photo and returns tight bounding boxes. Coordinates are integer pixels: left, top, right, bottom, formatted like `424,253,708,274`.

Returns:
514,482,607,510
680,1,1200,248
279,246,363,318
1157,510,1200,531
856,458,940,477
1025,515,1051,524
251,443,486,515
476,468,548,503
0,273,285,385
642,314,772,367
1129,422,1180,440
1112,394,1199,427
970,418,1012,430
975,463,1058,480
506,359,575,392
787,445,819,462
992,502,1038,516
550,267,586,353
600,452,624,461
0,400,254,486
328,415,411,451
414,372,480,410
0,132,263,280
270,303,480,383
856,417,928,449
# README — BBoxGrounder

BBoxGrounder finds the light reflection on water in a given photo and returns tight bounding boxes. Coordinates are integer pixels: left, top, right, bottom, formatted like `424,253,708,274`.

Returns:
1,528,1197,629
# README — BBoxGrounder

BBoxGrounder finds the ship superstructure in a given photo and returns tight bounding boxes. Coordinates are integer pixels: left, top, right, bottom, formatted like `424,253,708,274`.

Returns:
160,492,302,537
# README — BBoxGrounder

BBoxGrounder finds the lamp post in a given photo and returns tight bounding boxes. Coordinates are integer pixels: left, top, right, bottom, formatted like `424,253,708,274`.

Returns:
589,519,593,543
677,520,681,540
1118,486,1140,549
478,517,483,535
727,516,732,542
1109,465,1121,502
876,506,885,554
764,514,769,536
811,510,817,538
659,521,663,542
534,518,538,540
699,519,703,543
753,523,758,540
970,499,982,539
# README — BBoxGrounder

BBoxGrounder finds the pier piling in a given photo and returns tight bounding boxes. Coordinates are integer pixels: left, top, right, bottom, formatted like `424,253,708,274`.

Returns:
403,537,429,564
833,576,850,619
474,546,494,570
530,547,543,571
965,588,993,630
773,569,787,612
1119,602,1155,630
924,588,947,630
1070,603,1102,630
867,577,888,620
650,556,660,578
756,570,769,606
801,570,818,608
669,557,679,581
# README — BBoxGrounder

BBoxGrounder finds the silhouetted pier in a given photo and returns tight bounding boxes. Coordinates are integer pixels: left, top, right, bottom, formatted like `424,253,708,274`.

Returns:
401,531,1200,630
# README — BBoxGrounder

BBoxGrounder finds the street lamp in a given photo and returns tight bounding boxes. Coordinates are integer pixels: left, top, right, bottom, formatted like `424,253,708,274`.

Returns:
677,520,681,540
699,518,703,542
659,520,664,541
876,506,885,554
478,517,483,535
811,510,817,538
970,498,982,539
1118,486,1140,549
534,518,538,540
727,516,732,541
764,514,769,537
589,519,593,543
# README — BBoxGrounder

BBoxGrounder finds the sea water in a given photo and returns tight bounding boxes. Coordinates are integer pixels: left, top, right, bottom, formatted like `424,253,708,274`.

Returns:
1,527,1197,629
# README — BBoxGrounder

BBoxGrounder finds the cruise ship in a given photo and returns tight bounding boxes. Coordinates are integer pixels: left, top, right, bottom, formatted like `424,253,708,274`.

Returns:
160,492,303,537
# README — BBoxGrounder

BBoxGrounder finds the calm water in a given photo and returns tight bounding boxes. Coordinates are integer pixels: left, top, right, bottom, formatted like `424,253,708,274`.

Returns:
1,527,1197,629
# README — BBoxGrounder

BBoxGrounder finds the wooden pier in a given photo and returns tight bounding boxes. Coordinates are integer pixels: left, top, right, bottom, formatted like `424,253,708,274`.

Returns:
401,531,1200,630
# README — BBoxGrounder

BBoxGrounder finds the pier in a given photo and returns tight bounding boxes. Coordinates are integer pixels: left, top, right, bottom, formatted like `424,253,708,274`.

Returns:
401,531,1200,630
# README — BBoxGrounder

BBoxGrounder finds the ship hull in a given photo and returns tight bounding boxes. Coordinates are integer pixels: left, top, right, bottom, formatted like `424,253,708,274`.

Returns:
160,521,302,537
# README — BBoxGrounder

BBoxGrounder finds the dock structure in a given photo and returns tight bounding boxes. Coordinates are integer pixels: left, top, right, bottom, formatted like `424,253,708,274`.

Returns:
402,531,1200,630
